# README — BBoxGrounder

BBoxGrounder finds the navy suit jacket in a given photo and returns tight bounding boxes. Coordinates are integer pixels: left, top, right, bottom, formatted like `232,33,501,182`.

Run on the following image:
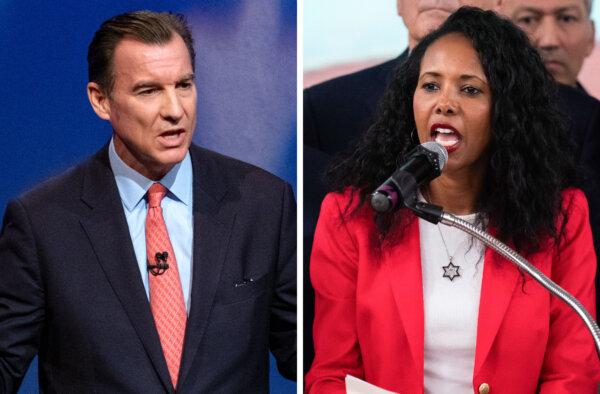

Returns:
0,144,296,393
303,53,600,371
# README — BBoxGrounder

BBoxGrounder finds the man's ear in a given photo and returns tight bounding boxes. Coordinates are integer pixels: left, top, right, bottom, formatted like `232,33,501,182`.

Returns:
87,82,111,121
396,0,403,17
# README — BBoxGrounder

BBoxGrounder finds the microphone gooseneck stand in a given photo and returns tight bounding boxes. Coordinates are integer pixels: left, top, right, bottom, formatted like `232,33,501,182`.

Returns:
410,202,600,357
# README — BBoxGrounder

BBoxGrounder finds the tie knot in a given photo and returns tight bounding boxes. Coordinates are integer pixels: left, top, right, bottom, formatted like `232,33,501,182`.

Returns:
147,183,168,207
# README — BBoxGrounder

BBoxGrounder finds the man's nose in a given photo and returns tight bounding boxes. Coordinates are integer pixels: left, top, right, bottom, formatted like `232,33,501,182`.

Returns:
535,17,561,51
160,89,184,123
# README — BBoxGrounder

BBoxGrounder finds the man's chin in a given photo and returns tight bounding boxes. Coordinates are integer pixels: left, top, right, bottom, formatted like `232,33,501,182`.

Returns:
543,62,575,85
549,71,577,87
158,148,189,166
142,149,189,179
419,14,451,37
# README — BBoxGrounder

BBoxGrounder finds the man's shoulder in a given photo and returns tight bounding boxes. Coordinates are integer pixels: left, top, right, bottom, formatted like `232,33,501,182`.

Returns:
304,55,404,99
14,145,293,212
557,84,600,142
15,148,106,210
189,145,291,194
303,53,407,151
558,83,600,110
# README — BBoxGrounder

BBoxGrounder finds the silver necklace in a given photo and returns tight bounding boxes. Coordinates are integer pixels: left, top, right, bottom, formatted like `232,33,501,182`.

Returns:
421,187,462,282
437,225,461,281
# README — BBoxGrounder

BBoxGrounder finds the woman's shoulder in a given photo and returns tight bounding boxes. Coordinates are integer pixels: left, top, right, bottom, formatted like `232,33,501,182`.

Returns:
560,187,590,219
561,187,585,201
320,187,379,229
554,188,593,245
322,187,367,215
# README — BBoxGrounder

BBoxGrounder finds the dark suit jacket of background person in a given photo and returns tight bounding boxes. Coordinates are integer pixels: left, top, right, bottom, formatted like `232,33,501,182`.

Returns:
303,52,407,373
0,143,296,393
303,52,600,371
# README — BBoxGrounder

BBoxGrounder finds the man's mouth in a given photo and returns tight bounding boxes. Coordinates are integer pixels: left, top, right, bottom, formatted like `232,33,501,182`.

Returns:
543,60,564,71
158,128,186,146
419,4,455,14
540,53,564,69
430,123,461,153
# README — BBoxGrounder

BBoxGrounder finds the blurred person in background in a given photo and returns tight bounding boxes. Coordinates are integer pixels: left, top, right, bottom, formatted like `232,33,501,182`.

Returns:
501,0,595,89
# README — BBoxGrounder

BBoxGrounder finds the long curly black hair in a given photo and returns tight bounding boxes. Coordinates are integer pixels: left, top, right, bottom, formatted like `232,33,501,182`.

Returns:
325,7,578,253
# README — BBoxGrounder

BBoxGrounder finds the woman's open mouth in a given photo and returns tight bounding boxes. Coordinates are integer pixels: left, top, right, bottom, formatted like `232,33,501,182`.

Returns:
430,123,461,153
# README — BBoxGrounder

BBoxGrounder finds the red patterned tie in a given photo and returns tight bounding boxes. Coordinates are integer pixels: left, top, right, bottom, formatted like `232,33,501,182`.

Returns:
146,183,187,388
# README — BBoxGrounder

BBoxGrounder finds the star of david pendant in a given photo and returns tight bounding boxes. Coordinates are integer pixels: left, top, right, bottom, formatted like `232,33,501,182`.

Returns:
442,261,461,281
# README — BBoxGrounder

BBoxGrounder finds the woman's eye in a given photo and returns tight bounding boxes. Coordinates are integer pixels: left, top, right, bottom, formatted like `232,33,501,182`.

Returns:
422,82,438,92
463,86,480,95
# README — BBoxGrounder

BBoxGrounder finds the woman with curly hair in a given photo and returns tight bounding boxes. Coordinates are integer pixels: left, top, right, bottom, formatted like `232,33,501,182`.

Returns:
305,7,599,393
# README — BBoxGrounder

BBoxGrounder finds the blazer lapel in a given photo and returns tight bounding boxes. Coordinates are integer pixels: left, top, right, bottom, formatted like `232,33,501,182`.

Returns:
385,216,424,382
78,148,174,393
178,146,236,386
473,231,520,376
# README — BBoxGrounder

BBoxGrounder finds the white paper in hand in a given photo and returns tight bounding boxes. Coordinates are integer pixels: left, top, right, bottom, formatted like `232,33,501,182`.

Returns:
345,375,399,394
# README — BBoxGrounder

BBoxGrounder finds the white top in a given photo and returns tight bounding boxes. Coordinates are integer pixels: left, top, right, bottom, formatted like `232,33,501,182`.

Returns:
420,212,485,394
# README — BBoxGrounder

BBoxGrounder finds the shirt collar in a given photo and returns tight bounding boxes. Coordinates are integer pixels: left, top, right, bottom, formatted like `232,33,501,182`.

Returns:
108,138,193,212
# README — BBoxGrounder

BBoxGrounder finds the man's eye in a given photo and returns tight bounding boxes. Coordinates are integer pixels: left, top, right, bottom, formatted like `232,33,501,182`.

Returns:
559,14,577,23
517,15,536,26
139,89,157,95
178,82,192,89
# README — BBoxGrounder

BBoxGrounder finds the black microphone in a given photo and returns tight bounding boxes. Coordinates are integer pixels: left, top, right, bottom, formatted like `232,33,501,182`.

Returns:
147,251,170,276
370,142,448,213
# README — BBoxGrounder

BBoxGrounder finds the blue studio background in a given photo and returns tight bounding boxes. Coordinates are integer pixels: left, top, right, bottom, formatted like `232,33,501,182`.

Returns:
0,1,296,393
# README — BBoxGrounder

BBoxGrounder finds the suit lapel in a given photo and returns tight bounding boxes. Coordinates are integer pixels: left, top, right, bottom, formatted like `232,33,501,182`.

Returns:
473,232,520,376
385,216,424,381
78,148,174,393
178,146,236,386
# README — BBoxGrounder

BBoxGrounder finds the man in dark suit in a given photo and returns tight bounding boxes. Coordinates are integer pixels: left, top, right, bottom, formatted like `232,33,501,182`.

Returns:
304,0,600,371
0,11,296,393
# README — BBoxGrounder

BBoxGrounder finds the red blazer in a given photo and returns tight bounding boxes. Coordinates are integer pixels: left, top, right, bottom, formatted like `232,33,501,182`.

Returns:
306,188,600,393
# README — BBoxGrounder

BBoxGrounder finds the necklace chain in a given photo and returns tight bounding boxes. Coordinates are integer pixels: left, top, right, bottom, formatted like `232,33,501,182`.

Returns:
423,187,463,281
437,225,457,262
437,225,462,282
420,187,485,282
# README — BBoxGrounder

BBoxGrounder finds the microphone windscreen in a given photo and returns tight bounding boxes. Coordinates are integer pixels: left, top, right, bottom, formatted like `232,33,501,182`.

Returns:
421,141,448,171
